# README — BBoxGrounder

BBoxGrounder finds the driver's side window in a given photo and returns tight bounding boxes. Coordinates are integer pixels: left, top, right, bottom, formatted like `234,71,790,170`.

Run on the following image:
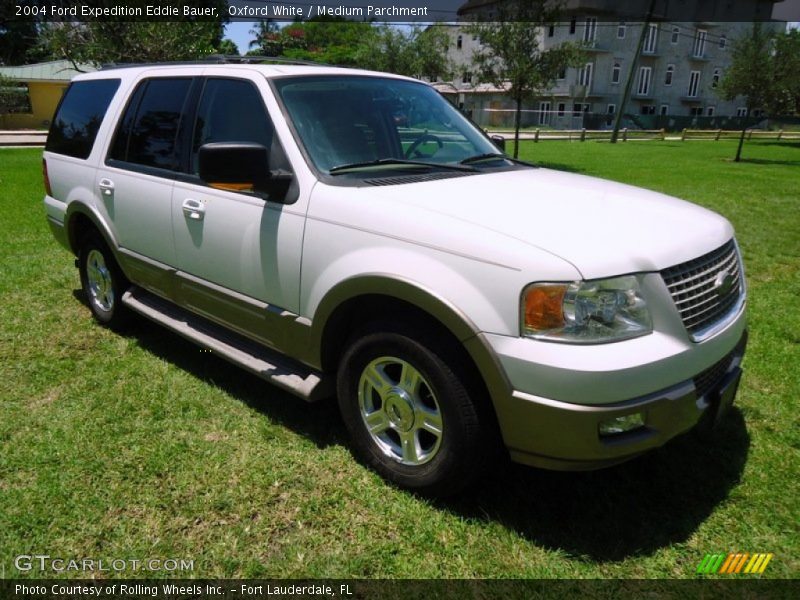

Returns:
191,78,287,176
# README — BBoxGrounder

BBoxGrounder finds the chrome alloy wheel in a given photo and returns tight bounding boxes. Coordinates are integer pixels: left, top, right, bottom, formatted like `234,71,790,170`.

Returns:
358,356,444,466
85,249,114,313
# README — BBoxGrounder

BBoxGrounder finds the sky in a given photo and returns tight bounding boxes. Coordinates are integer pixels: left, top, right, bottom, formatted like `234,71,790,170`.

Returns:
225,21,259,54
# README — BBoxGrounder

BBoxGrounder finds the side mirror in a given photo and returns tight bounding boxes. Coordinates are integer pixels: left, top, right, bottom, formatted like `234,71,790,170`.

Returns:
490,135,506,152
198,142,292,201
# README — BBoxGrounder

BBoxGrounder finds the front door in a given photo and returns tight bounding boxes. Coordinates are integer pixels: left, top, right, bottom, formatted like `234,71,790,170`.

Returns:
170,75,305,350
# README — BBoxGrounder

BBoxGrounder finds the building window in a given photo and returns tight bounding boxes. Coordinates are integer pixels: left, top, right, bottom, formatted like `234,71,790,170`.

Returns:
707,106,715,116
693,29,707,58
690,107,703,116
736,107,748,117
671,27,680,44
558,66,567,80
664,64,674,86
611,62,621,84
570,17,576,35
687,70,701,97
584,17,597,43
557,102,566,116
660,104,669,116
640,105,656,115
572,102,590,116
607,104,616,114
712,68,721,88
617,22,626,39
0,81,32,114
719,35,727,50
643,24,658,54
578,62,593,88
462,71,472,84
637,66,652,96
457,35,462,50
752,108,764,117
548,24,555,37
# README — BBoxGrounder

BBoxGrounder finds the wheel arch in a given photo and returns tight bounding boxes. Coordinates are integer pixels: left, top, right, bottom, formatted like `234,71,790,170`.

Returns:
65,202,119,257
311,275,512,423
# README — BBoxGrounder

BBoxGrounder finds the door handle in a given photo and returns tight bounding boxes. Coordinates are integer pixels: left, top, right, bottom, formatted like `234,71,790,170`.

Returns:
98,178,114,196
182,198,205,221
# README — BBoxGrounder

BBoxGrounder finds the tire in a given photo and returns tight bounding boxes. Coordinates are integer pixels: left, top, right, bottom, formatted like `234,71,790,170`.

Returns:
78,233,131,329
336,322,491,497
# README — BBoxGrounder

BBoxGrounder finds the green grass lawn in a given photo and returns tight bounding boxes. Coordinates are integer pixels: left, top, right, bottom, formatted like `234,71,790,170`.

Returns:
1,141,798,579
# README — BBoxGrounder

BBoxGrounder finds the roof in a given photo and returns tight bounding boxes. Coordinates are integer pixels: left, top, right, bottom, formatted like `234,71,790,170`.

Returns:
73,63,419,83
0,60,96,83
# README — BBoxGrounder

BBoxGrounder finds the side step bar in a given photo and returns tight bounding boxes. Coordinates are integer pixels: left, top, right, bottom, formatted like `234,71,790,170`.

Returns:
121,286,331,402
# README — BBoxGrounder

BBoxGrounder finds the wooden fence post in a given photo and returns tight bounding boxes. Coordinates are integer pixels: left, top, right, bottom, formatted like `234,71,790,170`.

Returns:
580,128,586,142
681,128,687,141
715,129,722,141
660,128,665,140
778,129,784,140
622,128,628,142
534,129,540,143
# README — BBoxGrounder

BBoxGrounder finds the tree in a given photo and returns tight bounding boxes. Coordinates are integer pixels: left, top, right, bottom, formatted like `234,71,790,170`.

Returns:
770,30,800,116
0,5,46,66
38,3,226,66
465,1,585,157
357,25,453,80
718,23,776,162
248,20,281,56
215,39,239,57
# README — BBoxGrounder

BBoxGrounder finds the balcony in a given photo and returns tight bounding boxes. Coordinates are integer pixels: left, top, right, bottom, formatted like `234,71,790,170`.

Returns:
688,53,712,62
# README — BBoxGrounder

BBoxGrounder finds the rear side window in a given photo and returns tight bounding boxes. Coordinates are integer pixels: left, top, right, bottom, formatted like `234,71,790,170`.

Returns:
109,78,193,171
46,79,120,159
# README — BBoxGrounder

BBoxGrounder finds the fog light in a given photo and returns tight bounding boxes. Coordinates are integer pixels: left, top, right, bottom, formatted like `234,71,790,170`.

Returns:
599,413,645,436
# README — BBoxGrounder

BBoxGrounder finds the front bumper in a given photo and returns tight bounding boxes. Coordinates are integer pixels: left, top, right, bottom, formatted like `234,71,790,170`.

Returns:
488,330,747,470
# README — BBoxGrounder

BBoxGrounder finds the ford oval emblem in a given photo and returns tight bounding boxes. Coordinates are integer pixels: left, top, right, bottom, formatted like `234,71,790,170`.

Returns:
714,270,735,297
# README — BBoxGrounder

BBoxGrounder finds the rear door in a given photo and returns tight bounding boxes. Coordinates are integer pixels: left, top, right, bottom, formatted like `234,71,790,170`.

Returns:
96,74,199,297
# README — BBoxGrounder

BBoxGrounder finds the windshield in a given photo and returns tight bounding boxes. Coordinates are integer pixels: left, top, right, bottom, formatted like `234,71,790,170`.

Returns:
273,75,505,176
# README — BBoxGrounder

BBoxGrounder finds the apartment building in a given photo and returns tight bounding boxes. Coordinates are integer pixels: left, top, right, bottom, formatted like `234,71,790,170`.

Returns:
443,0,785,128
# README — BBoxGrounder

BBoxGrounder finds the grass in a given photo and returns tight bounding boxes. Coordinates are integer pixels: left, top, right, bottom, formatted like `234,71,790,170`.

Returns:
1,141,798,580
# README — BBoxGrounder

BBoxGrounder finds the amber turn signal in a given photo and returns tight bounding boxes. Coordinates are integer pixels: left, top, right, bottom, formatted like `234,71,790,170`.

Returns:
523,284,567,331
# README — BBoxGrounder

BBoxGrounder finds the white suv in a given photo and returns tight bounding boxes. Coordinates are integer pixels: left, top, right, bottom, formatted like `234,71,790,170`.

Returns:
43,63,747,496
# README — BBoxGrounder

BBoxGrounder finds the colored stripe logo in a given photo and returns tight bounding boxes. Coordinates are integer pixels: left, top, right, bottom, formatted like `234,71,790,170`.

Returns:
697,553,773,574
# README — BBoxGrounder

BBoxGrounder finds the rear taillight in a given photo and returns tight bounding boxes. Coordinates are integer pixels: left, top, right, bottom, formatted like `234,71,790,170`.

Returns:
43,158,52,196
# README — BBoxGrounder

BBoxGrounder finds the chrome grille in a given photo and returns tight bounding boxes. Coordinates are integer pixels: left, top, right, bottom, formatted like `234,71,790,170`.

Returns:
661,240,743,338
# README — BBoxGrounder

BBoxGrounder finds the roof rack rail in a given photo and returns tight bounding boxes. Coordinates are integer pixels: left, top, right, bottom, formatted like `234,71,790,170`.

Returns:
99,55,330,70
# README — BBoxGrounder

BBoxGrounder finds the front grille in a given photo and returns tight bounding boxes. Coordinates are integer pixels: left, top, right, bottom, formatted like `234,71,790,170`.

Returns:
692,333,747,398
661,239,743,338
694,352,735,399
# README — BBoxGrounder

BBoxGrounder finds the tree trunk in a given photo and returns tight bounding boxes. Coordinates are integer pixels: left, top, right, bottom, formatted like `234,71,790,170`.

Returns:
513,96,522,159
735,126,746,162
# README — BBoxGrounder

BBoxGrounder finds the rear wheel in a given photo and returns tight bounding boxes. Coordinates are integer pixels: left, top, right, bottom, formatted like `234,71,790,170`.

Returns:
337,323,491,496
78,233,130,328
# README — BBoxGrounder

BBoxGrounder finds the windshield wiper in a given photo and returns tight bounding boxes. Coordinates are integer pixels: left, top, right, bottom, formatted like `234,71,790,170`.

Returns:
329,158,476,175
459,153,508,165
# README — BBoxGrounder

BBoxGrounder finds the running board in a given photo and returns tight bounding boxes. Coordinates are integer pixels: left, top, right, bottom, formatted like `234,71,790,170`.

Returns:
121,287,330,402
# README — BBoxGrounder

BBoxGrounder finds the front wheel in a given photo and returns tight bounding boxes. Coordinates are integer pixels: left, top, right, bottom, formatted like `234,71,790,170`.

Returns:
337,324,491,496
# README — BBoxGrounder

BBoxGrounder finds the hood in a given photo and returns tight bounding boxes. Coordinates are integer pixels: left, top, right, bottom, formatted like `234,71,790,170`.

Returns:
365,167,734,280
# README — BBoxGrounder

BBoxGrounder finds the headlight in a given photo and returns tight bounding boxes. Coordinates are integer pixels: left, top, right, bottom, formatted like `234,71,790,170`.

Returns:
521,276,652,343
